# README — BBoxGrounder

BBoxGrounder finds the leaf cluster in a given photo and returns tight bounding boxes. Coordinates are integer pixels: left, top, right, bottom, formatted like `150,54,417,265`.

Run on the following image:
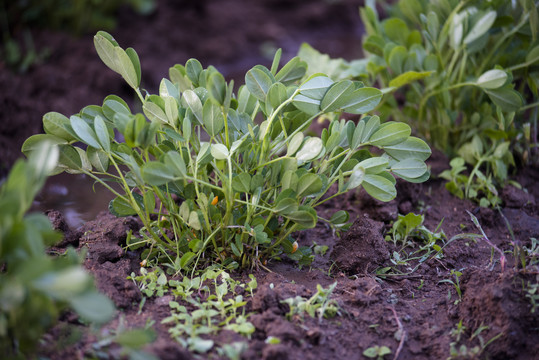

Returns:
281,282,340,323
22,31,431,270
300,0,539,202
162,269,256,354
0,142,114,359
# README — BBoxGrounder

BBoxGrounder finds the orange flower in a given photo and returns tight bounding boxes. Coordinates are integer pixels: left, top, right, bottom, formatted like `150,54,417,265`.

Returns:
211,196,219,205
291,241,298,253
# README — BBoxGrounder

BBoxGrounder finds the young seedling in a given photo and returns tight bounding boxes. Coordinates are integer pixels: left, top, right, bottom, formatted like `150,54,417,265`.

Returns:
363,345,392,360
22,31,431,271
466,210,506,271
281,282,340,323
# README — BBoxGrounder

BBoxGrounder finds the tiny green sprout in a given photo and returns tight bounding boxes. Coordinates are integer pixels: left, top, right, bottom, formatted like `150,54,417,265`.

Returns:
439,269,463,304
265,336,281,345
363,345,392,360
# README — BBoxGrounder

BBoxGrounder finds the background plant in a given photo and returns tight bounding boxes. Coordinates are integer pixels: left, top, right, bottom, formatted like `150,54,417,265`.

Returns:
0,142,114,359
0,0,155,72
299,0,539,206
22,31,431,271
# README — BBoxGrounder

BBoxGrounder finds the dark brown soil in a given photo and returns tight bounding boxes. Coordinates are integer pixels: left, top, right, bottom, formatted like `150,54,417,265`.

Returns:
2,1,539,359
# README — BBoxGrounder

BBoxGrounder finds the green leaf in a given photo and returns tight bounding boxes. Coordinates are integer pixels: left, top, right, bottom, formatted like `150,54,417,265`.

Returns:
485,87,522,112
70,116,100,149
286,206,317,228
296,137,323,162
388,46,407,74
94,115,111,152
164,151,187,177
21,134,67,157
164,97,179,124
476,69,507,89
362,174,396,202
70,292,115,325
109,195,138,217
369,122,411,146
281,170,298,191
125,47,141,87
388,71,433,89
185,58,203,86
384,17,409,44
286,132,304,156
274,198,298,215
342,87,382,114
57,144,83,171
383,137,431,161
245,67,273,102
94,33,118,73
266,82,288,112
357,157,389,174
320,80,356,112
114,47,138,89
142,161,177,185
297,173,323,197
179,252,197,269
275,56,307,84
351,120,366,149
292,94,321,115
143,101,168,125
211,143,229,160
208,72,226,104
183,90,203,124
526,45,539,65
463,10,496,45
188,211,201,231
346,166,365,190
361,116,381,143
299,75,333,100
203,100,224,136
232,173,252,193
391,158,427,179
87,147,109,172
330,210,349,225
43,112,76,141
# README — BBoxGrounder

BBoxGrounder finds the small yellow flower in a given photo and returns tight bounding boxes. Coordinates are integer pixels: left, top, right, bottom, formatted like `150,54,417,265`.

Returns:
140,259,147,267
211,196,219,205
291,241,298,253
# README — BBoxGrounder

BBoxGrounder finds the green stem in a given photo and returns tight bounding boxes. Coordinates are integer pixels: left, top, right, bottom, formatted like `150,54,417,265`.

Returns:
519,101,539,113
258,89,300,166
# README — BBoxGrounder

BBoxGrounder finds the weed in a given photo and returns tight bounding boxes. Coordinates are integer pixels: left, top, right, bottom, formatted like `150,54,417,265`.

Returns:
23,31,430,271
363,345,392,360
448,321,504,360
282,282,340,323
439,269,463,304
157,269,256,354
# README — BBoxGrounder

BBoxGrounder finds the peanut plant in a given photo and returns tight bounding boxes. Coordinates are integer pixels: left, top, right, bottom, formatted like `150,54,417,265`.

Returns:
22,31,431,271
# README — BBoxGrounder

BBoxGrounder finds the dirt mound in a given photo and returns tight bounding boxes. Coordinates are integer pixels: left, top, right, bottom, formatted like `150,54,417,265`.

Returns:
331,215,389,274
458,269,539,359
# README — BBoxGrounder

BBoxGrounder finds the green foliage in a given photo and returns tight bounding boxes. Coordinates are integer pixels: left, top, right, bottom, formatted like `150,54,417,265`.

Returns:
300,0,539,203
440,156,502,207
380,213,446,275
161,269,256,355
23,32,431,271
0,142,114,359
281,282,340,322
